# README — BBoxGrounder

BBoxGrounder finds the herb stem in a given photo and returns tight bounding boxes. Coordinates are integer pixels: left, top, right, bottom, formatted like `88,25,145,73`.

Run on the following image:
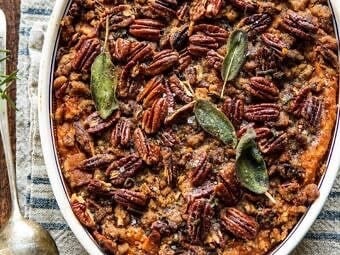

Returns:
220,80,228,98
103,16,109,52
265,191,276,204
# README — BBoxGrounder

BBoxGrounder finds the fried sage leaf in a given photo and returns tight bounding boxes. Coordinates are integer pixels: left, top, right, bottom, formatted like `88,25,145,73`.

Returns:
194,99,237,147
236,128,268,194
91,17,119,119
91,52,119,119
220,30,248,97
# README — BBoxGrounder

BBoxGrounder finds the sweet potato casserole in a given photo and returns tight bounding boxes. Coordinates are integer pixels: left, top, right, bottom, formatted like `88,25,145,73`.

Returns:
53,0,338,254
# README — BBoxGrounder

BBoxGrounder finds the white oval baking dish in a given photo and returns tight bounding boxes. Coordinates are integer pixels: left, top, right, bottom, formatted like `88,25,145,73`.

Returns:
38,1,340,254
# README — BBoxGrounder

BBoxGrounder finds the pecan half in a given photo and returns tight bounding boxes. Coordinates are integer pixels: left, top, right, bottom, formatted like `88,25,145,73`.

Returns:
229,0,258,12
128,41,154,64
129,19,164,41
71,200,96,229
111,118,132,147
205,0,223,17
118,62,140,99
92,231,117,254
169,74,193,104
290,87,311,116
87,179,115,197
244,103,280,122
192,24,228,45
316,36,338,68
220,208,259,240
177,2,189,21
133,128,161,165
178,49,192,71
188,33,218,56
245,77,279,101
142,98,168,134
301,96,323,126
72,38,101,72
237,124,272,139
222,98,244,126
255,126,272,140
215,167,240,206
148,0,178,18
290,89,322,126
187,184,215,201
81,154,116,171
108,5,135,31
106,155,143,186
74,122,95,156
137,75,165,108
190,151,211,187
143,50,179,76
190,0,207,21
113,189,148,213
190,0,223,21
162,148,177,187
187,199,214,244
254,45,282,75
258,132,287,154
317,44,338,69
170,24,189,51
280,11,318,40
113,38,131,62
261,33,289,57
165,81,175,110
207,50,223,70
84,111,121,134
239,13,272,38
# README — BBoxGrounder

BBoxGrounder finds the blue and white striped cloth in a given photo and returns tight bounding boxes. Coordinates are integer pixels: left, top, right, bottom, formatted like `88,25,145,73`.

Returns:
15,1,339,254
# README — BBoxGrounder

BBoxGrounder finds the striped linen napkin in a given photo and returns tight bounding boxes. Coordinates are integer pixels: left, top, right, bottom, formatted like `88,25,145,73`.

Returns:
15,1,339,254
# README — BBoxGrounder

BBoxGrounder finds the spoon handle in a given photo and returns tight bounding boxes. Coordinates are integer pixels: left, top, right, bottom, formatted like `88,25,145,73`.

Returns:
0,9,21,219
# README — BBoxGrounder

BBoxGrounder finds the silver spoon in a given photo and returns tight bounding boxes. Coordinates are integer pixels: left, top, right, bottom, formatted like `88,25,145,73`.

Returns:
0,9,59,255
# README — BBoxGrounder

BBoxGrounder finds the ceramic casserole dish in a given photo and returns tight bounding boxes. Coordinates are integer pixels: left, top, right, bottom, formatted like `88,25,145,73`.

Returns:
39,1,340,254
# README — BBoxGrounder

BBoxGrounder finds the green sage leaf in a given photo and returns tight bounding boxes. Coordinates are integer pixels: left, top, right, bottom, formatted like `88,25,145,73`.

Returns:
91,51,119,119
194,99,237,147
235,128,269,194
220,30,248,97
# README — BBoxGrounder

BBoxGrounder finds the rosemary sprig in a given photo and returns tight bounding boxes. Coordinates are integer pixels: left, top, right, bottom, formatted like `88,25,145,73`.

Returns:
0,49,17,108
